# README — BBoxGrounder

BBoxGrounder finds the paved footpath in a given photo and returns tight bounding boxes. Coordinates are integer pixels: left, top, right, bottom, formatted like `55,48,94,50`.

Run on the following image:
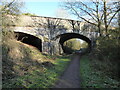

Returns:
54,54,81,88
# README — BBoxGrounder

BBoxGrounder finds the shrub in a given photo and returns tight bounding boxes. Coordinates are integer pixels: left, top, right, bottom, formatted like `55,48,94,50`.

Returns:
93,36,120,80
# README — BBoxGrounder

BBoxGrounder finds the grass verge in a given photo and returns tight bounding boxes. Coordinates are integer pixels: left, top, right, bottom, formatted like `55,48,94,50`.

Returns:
80,55,120,88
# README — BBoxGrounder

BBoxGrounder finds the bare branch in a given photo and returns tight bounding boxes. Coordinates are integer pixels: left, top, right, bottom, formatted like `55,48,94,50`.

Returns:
72,7,97,26
3,0,15,10
67,1,97,26
108,8,120,26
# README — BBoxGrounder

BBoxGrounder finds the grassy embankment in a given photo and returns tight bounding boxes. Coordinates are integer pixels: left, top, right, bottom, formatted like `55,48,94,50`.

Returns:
80,55,120,88
2,38,71,88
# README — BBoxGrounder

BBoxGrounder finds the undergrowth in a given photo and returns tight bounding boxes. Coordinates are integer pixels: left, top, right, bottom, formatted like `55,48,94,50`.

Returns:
2,33,70,88
80,56,120,88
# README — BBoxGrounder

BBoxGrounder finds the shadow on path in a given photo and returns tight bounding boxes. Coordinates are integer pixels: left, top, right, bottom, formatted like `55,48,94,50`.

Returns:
54,54,81,88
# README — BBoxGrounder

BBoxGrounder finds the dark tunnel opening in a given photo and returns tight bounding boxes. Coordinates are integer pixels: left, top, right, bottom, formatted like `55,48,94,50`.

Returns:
15,32,42,52
57,33,91,54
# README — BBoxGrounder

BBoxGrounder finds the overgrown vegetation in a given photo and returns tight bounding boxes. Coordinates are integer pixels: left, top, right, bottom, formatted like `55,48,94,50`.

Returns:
93,26,120,78
1,0,71,88
80,56,120,88
2,34,70,88
80,28,120,88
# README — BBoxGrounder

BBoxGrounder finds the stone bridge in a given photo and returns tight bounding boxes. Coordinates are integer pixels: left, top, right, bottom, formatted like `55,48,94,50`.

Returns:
11,15,99,54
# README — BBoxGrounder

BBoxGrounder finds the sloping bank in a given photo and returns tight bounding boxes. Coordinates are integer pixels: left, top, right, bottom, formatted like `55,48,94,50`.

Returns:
2,39,71,88
80,55,120,88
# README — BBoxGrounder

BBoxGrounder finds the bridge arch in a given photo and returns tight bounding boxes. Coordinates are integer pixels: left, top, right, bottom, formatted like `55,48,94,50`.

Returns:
55,33,91,54
14,32,43,52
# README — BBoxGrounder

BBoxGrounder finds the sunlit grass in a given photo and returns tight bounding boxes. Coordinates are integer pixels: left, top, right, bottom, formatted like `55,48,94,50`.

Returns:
5,56,70,88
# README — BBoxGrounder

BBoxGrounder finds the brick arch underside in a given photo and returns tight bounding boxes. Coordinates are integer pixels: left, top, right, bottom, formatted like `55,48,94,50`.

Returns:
58,33,91,53
15,32,42,52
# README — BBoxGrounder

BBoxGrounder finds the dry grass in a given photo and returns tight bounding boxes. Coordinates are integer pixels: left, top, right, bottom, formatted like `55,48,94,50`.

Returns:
2,31,71,88
2,32,54,82
2,34,70,88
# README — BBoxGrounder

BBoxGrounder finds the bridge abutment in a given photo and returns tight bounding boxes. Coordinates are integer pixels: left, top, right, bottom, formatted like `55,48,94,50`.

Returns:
42,40,63,55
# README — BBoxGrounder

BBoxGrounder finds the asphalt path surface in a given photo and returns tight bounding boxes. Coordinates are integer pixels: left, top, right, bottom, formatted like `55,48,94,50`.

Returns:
54,54,81,88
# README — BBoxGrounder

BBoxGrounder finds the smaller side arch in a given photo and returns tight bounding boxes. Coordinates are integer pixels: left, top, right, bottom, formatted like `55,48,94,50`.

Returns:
14,32,43,52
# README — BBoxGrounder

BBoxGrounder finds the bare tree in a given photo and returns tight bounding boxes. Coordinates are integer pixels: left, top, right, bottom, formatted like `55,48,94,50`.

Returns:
1,0,24,38
102,0,120,35
1,0,24,29
1,0,24,15
116,1,120,30
62,0,120,36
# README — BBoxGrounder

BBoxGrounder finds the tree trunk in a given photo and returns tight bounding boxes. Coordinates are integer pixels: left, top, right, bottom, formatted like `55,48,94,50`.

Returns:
98,22,101,36
103,0,108,36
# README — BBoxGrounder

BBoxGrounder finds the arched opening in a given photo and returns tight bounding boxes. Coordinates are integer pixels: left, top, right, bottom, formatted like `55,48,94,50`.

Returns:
57,33,91,54
15,32,42,52
63,38,88,54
